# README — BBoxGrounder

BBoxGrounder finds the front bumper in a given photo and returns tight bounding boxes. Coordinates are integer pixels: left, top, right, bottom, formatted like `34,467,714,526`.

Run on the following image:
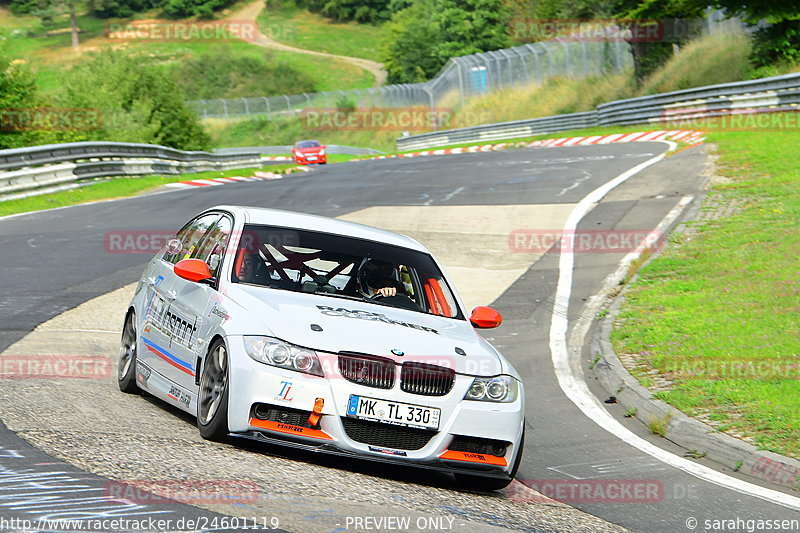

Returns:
227,337,524,476
230,430,512,479
294,153,327,165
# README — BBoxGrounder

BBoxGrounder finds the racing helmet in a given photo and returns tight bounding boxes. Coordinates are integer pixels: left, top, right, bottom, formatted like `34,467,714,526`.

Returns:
357,258,398,297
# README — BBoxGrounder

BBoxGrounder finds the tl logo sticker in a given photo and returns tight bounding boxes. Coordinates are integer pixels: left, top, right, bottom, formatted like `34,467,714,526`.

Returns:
275,380,293,402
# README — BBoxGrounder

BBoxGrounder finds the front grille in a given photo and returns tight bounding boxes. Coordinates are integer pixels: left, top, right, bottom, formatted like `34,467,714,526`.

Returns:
400,362,456,396
338,354,395,389
449,435,509,457
341,417,436,450
252,404,312,427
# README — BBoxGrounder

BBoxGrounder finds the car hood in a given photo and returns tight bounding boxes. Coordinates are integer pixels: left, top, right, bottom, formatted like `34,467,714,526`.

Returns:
227,285,504,376
296,147,322,153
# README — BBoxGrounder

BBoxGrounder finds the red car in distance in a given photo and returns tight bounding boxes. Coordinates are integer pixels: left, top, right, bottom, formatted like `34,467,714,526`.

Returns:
293,140,327,165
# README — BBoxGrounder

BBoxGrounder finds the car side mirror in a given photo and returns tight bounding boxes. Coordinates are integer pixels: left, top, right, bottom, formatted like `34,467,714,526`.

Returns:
175,258,213,284
470,306,503,329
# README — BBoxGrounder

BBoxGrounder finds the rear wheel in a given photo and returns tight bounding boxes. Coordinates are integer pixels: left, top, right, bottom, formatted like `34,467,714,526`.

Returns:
455,426,525,491
118,311,139,393
197,338,230,441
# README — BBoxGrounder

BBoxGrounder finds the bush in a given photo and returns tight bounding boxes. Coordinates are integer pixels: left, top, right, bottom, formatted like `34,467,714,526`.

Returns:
168,47,317,100
751,20,800,68
162,0,233,19
295,0,392,23
57,51,210,150
335,95,356,113
0,51,56,149
86,0,159,18
6,0,40,15
382,0,512,84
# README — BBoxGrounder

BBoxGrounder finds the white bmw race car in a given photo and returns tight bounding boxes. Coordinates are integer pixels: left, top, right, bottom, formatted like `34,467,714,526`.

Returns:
119,206,525,489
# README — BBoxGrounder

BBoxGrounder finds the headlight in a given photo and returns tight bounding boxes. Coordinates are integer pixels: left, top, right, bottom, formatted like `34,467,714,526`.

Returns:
244,336,323,376
464,375,518,403
319,149,326,156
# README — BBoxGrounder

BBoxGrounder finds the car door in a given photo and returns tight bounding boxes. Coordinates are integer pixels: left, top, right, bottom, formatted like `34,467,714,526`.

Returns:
167,213,234,399
139,213,220,399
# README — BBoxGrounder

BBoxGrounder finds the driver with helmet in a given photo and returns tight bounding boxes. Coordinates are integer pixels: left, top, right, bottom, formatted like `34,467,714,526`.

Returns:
357,259,404,298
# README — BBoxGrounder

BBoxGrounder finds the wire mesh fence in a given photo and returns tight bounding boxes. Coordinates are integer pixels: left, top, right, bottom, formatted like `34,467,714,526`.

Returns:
190,11,744,121
190,40,632,120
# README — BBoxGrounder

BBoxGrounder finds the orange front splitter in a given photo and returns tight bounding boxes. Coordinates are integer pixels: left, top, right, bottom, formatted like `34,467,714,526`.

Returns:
439,449,507,467
249,417,332,440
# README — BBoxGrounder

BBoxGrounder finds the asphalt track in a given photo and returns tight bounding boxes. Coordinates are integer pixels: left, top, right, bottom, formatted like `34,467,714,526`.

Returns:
1,143,798,532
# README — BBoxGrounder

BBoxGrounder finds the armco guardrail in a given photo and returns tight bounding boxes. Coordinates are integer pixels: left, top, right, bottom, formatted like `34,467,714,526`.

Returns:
397,72,800,151
214,144,383,156
596,72,800,126
0,141,264,198
395,112,598,151
0,142,382,200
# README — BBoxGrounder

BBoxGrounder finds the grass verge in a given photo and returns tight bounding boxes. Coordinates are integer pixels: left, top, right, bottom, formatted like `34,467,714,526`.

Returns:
4,5,374,96
610,119,800,459
256,5,383,60
0,165,293,217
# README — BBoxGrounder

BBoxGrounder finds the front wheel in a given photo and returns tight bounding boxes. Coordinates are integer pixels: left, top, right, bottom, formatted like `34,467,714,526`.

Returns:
197,338,230,441
455,426,525,491
118,311,139,393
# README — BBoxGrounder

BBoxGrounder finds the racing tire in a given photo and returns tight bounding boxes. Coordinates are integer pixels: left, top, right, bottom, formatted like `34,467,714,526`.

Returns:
118,310,139,393
197,338,230,441
454,425,525,491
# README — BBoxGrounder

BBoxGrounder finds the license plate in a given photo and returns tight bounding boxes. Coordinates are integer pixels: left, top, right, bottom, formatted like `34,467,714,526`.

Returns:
347,395,440,430
306,155,317,160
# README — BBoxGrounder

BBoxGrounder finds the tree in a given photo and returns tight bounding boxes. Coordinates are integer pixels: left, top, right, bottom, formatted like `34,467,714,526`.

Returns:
597,0,799,76
434,0,513,59
0,50,50,149
509,0,707,82
57,51,211,150
382,2,441,83
86,0,158,18
296,0,393,23
381,0,513,83
16,0,81,48
706,1,800,67
162,0,235,19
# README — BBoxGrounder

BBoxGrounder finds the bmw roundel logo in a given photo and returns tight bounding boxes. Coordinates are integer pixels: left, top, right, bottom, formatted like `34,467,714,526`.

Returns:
391,349,404,356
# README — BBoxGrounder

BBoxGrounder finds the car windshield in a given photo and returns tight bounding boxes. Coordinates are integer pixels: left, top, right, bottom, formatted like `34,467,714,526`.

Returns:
231,224,463,319
296,141,320,149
